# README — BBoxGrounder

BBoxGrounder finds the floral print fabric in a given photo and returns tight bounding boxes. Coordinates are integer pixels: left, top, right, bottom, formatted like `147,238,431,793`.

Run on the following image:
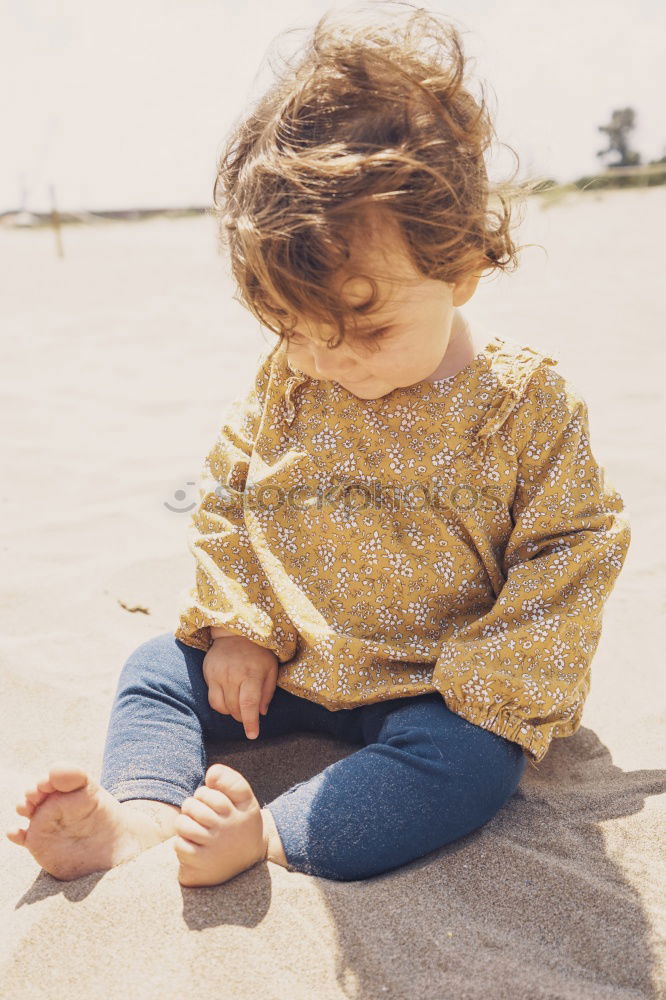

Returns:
174,332,631,766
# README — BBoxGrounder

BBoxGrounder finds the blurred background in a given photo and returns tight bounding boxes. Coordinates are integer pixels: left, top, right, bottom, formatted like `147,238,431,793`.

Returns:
2,0,665,218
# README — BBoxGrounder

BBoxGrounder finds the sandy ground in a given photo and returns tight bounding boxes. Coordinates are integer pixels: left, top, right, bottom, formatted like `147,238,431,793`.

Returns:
1,186,664,999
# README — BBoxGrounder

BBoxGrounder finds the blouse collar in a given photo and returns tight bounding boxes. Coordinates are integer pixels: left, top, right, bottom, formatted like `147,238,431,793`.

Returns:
275,335,558,446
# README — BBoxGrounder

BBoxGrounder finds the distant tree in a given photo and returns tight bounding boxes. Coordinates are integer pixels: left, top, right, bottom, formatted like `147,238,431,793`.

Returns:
597,108,642,168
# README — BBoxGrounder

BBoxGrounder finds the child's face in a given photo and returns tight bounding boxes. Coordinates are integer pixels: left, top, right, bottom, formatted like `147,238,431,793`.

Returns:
274,220,481,401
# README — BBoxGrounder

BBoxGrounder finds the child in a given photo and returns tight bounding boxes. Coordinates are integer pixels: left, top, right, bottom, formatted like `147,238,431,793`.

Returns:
7,3,630,886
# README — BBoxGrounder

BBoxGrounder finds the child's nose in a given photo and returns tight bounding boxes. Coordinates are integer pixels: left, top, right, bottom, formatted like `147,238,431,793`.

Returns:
310,346,356,380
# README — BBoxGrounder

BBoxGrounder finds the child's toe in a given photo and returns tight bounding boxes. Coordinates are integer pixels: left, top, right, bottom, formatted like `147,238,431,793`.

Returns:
205,763,235,787
174,813,210,845
6,828,27,845
192,785,232,814
204,764,255,807
180,796,220,827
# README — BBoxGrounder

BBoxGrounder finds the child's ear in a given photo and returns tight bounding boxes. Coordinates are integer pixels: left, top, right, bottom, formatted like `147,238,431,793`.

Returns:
452,269,482,306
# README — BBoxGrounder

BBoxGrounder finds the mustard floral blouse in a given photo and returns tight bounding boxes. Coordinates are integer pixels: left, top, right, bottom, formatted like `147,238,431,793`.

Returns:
174,331,631,767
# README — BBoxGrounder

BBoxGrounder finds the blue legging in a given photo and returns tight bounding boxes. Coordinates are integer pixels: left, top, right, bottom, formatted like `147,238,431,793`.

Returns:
99,632,526,881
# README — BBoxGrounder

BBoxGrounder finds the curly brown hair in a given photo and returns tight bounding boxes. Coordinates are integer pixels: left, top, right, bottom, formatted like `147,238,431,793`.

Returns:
211,1,545,353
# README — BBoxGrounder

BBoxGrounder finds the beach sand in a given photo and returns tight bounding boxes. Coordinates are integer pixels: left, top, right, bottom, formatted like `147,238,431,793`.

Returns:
1,186,664,999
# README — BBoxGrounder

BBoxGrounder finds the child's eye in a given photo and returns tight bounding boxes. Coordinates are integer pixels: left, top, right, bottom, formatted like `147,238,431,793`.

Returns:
351,327,393,352
285,326,393,350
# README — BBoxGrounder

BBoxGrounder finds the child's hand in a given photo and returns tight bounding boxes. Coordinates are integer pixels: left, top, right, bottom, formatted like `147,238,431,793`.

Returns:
202,636,278,740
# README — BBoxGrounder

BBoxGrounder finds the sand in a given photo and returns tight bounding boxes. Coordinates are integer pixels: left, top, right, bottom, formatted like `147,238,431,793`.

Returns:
1,186,664,999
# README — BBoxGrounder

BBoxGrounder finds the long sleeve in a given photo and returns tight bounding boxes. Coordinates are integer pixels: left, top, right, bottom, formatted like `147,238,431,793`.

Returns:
174,345,300,662
432,369,632,766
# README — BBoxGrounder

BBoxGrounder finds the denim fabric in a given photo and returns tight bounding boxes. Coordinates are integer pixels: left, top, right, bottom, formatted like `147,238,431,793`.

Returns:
100,632,526,881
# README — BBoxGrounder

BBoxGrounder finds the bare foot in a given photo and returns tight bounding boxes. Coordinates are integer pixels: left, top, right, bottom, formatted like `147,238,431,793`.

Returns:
174,763,279,887
5,761,179,881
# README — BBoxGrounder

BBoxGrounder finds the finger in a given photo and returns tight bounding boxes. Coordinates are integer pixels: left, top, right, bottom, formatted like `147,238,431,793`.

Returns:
224,682,241,724
207,681,228,715
238,679,261,739
259,667,277,716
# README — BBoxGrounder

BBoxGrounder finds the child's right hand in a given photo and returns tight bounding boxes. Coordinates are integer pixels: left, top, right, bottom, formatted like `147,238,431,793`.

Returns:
202,636,279,740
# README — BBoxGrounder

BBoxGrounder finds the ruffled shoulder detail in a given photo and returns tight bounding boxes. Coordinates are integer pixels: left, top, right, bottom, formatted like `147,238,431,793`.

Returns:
281,347,312,426
462,336,560,469
252,339,311,427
